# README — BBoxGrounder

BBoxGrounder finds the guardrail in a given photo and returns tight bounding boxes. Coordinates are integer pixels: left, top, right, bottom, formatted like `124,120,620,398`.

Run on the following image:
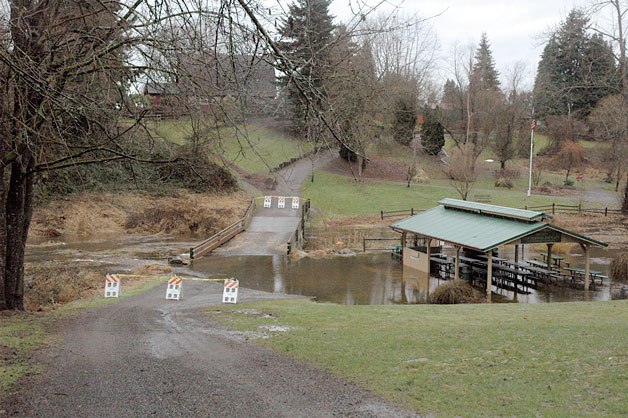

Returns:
524,203,622,216
189,198,257,259
287,199,311,255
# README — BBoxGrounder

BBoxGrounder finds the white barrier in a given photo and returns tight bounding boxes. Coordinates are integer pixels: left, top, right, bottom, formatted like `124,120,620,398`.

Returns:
292,197,300,209
278,197,285,208
104,274,120,298
222,279,239,304
263,196,272,208
166,275,183,300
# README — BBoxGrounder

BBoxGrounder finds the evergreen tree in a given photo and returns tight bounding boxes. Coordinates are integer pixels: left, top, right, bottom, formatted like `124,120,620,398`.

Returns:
277,0,335,136
533,9,619,120
471,33,500,91
392,93,417,146
421,109,445,155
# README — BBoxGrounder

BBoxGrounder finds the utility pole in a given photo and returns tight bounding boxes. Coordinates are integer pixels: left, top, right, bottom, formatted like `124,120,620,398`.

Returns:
527,119,536,197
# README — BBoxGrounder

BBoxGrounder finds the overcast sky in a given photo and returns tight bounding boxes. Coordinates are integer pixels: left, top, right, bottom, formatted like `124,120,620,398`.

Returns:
329,0,589,87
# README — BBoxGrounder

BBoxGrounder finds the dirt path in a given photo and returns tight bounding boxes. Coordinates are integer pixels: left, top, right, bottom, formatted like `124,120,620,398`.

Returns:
10,281,415,417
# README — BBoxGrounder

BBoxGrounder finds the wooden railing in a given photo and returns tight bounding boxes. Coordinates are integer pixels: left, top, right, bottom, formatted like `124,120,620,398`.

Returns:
189,198,257,259
287,199,311,255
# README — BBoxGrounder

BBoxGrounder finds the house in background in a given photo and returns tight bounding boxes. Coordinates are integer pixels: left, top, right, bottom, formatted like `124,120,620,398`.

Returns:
143,54,276,117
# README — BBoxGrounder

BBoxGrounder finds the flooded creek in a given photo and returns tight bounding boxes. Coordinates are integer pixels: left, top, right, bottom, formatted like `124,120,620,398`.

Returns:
26,235,620,305
191,251,615,304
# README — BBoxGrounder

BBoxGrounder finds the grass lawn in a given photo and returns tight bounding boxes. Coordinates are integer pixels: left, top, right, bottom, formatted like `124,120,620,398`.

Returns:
216,125,312,173
213,299,628,417
302,171,580,218
144,118,311,174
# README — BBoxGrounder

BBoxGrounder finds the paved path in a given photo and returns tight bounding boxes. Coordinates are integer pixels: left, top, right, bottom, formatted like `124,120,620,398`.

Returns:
215,152,333,256
11,281,415,417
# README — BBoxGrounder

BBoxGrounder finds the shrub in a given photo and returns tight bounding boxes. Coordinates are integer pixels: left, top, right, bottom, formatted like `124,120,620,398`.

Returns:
430,279,474,304
495,177,514,189
610,252,628,284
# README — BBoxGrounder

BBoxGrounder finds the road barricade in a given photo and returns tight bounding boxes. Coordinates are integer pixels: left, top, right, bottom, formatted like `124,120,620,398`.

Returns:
222,279,239,304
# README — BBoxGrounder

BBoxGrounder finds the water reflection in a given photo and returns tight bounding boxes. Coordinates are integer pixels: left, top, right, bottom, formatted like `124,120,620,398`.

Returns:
190,251,613,305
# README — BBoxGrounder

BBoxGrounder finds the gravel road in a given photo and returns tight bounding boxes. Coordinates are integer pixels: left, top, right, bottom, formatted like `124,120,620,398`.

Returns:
11,281,416,417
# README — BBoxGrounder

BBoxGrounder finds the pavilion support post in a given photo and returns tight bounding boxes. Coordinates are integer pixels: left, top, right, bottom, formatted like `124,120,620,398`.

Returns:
401,232,407,260
426,238,432,278
546,243,553,270
581,243,591,291
454,246,461,280
486,251,493,303
514,245,519,263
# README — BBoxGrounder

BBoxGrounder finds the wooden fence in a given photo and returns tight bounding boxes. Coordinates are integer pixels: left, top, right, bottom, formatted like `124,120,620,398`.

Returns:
380,208,419,220
363,237,400,252
381,203,623,220
524,203,623,216
189,198,257,259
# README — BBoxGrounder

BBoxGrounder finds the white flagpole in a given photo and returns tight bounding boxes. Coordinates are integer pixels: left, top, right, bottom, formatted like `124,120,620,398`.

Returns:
527,120,535,197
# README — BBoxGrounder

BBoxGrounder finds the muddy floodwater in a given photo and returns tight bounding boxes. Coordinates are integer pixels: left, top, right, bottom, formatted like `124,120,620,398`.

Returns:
190,248,617,305
27,235,620,305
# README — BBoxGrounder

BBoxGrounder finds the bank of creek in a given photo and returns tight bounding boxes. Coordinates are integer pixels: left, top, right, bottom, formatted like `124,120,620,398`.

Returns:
26,225,622,305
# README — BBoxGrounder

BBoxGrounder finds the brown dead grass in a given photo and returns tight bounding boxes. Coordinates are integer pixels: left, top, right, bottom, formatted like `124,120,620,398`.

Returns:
31,190,251,238
23,262,173,311
551,213,628,249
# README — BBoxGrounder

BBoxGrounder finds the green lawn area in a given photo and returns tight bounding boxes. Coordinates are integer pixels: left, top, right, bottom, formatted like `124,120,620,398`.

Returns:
146,119,311,174
302,171,579,218
215,125,312,173
213,299,628,417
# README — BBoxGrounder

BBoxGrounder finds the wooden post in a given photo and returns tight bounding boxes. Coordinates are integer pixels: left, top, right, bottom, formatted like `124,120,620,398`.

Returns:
455,246,460,280
514,244,519,263
426,238,432,278
546,243,553,270
486,251,493,303
583,244,590,291
401,232,407,260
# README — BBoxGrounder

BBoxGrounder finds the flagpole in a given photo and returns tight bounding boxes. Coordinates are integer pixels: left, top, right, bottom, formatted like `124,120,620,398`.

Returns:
527,120,535,197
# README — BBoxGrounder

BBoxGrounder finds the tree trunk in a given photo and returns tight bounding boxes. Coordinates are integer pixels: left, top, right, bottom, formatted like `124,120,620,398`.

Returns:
0,167,7,310
4,159,34,310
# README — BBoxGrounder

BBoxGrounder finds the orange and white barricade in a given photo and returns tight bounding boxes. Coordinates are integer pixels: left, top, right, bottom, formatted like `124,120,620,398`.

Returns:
278,197,286,208
263,196,272,208
222,279,239,304
166,275,183,300
292,197,300,209
104,274,120,298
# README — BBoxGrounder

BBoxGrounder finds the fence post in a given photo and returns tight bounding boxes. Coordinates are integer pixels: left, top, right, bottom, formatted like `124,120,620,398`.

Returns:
189,248,194,260
411,208,414,216
363,238,366,252
381,210,384,220
605,207,608,217
578,203,581,214
552,203,555,214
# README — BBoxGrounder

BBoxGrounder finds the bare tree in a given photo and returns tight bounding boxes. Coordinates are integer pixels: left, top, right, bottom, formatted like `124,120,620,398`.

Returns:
586,0,628,211
445,142,478,200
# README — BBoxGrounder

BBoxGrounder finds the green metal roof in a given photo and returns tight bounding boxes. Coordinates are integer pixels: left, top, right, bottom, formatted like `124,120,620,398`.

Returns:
438,198,551,221
391,205,606,251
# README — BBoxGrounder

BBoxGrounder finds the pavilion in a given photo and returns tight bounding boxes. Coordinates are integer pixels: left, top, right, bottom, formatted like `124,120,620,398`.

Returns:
390,198,607,302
